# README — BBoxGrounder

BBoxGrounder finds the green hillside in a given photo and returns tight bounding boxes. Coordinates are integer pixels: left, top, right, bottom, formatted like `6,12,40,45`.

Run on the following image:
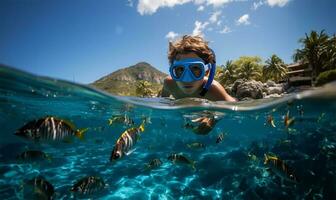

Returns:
90,62,167,96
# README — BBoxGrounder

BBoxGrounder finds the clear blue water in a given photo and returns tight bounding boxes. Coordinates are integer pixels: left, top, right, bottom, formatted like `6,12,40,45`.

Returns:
1,65,336,200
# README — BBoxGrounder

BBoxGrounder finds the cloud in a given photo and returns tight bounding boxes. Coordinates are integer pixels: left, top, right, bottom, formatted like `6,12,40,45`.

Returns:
252,0,264,10
191,9,224,37
219,25,232,34
205,0,232,7
136,0,243,15
194,0,206,4
166,31,179,40
209,11,222,24
251,0,291,10
266,0,290,7
192,20,209,37
197,5,205,11
236,14,250,25
137,0,192,15
191,10,222,37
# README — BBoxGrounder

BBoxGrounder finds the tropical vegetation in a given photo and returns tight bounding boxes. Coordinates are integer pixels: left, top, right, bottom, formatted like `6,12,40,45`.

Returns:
136,80,154,97
215,30,336,87
234,56,263,81
293,30,336,79
262,54,288,83
215,60,237,86
316,69,336,86
216,56,272,86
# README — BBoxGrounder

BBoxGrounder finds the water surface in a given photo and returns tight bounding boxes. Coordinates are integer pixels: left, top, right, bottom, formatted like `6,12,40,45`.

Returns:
1,65,336,199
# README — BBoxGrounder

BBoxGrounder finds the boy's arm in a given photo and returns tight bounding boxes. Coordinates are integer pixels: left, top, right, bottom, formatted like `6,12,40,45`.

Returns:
209,81,237,102
160,87,171,97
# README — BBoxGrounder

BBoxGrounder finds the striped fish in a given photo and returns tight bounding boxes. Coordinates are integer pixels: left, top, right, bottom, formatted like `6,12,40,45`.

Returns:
264,154,299,183
216,133,225,144
70,176,106,195
110,122,145,161
15,116,88,142
107,114,134,127
22,176,55,200
17,150,51,162
168,153,196,170
187,142,206,149
145,158,162,170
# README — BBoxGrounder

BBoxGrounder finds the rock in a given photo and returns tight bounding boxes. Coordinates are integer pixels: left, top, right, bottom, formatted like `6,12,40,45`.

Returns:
235,80,265,100
240,97,253,101
229,79,292,100
224,84,233,96
264,94,283,99
285,85,313,93
267,86,283,95
231,79,245,94
286,86,295,93
266,80,276,87
282,82,290,90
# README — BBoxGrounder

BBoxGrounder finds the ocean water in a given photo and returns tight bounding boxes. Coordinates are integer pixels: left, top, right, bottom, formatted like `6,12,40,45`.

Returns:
1,65,336,200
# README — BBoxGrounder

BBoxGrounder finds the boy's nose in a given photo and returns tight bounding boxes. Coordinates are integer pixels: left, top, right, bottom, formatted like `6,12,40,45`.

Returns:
179,70,195,82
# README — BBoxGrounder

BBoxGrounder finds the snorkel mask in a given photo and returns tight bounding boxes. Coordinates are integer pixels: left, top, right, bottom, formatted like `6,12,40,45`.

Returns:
169,50,216,96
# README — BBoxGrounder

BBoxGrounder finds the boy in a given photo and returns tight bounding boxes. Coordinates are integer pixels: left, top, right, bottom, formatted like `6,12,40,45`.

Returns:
160,35,236,102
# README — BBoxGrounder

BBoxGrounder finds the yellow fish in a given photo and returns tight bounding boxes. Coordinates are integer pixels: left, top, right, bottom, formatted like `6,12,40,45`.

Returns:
284,111,295,128
264,154,299,184
267,115,276,128
110,121,145,161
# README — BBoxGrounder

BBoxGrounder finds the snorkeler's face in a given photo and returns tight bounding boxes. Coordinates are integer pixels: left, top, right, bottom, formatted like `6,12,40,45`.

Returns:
175,53,205,94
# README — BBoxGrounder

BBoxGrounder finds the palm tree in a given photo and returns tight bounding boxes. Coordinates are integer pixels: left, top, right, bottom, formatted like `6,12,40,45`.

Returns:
325,34,336,70
293,30,330,78
224,60,238,82
214,65,224,82
237,60,262,80
216,60,239,85
263,54,288,82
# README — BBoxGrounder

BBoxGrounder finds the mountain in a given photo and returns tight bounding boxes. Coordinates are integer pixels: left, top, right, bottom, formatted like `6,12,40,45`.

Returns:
90,62,168,96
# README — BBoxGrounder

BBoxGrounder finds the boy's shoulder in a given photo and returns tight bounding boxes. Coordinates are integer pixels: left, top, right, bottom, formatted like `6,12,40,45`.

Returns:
164,76,174,82
209,80,224,90
162,76,177,96
207,80,236,101
163,76,175,88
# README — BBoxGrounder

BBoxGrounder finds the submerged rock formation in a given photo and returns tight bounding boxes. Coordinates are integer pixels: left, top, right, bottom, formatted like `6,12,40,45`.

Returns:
227,79,288,100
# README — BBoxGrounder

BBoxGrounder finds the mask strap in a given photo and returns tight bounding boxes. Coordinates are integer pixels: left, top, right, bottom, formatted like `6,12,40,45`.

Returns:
200,49,216,96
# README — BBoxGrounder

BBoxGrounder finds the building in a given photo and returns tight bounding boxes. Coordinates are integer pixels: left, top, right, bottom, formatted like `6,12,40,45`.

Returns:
286,62,313,86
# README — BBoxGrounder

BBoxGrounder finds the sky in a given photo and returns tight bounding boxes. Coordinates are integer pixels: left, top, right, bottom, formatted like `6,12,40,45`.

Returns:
0,0,335,84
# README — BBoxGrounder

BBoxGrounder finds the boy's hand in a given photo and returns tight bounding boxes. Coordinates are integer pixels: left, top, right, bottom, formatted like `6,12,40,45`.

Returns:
192,117,216,135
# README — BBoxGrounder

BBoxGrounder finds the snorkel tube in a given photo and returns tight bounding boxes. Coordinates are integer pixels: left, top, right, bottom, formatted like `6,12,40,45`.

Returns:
199,49,216,96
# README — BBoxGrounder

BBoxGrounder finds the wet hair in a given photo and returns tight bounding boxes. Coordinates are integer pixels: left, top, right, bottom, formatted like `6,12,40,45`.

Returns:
168,35,215,65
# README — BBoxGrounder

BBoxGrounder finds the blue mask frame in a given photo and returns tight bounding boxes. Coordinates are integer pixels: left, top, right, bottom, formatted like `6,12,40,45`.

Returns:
170,58,207,83
169,52,216,96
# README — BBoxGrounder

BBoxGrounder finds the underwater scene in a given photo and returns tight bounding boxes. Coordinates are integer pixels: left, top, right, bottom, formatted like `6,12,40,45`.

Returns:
1,65,336,200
